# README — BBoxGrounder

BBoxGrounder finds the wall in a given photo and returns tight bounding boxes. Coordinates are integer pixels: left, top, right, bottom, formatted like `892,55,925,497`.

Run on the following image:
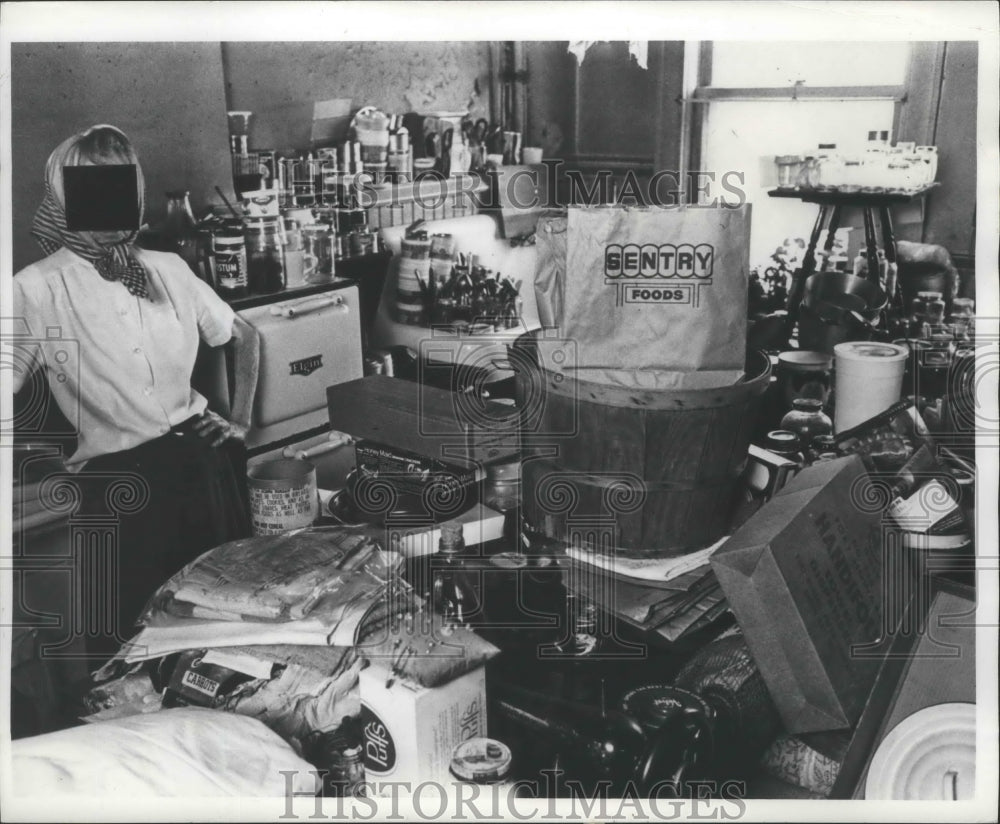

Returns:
923,42,977,258
10,43,232,274
222,42,492,150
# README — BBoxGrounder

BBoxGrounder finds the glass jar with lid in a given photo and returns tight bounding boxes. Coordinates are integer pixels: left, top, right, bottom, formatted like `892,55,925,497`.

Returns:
302,223,336,283
244,218,286,295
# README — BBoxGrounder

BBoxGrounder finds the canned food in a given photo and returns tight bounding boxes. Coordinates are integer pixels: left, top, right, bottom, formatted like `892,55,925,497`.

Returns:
213,231,249,301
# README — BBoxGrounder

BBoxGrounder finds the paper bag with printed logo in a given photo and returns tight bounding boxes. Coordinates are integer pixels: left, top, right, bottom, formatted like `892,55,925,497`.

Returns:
534,205,750,389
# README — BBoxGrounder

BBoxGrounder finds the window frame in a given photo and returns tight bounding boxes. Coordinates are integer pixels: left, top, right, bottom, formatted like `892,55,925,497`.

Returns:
682,41,944,203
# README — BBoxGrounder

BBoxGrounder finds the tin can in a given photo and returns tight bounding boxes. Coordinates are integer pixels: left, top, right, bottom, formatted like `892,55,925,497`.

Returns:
213,231,249,301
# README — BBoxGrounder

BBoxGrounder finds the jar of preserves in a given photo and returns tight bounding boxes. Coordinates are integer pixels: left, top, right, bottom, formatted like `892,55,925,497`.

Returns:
282,218,306,289
245,218,286,295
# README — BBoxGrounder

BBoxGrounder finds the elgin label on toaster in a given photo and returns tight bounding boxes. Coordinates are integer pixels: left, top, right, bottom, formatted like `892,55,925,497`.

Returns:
604,242,715,306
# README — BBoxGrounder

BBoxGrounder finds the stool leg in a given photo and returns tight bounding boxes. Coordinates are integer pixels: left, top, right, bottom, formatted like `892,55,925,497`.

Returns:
820,205,843,272
879,205,900,307
863,208,880,286
787,205,829,330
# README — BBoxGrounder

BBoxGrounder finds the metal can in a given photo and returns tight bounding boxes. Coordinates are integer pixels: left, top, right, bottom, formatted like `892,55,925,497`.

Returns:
212,231,249,301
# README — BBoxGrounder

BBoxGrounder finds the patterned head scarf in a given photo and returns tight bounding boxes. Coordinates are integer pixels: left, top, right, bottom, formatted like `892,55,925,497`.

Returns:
31,124,150,300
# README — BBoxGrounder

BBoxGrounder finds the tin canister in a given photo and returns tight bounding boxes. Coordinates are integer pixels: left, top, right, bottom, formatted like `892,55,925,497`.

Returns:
213,231,249,300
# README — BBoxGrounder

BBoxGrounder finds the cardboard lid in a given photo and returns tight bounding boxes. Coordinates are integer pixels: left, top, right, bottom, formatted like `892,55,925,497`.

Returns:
834,342,908,363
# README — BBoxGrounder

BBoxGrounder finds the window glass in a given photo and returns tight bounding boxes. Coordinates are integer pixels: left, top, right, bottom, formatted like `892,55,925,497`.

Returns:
702,99,895,266
710,42,911,88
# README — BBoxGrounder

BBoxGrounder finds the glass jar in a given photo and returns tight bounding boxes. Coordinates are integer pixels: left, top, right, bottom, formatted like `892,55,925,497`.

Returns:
780,398,834,446
282,218,306,289
808,434,840,464
302,224,335,283
774,155,802,189
245,218,286,295
763,429,805,464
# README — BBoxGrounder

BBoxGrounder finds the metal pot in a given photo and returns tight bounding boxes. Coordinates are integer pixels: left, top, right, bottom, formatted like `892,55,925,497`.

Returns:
799,272,888,354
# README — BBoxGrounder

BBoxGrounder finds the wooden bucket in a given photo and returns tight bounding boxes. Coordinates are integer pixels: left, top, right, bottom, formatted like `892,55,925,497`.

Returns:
511,332,771,558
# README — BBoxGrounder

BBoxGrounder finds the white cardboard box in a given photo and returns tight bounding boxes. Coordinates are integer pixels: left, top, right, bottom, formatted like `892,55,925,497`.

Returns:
359,663,487,788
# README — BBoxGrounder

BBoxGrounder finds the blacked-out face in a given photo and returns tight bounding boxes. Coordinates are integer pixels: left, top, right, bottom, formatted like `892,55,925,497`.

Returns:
64,145,140,246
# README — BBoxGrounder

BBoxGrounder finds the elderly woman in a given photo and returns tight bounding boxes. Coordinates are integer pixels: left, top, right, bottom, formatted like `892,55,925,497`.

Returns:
12,125,259,659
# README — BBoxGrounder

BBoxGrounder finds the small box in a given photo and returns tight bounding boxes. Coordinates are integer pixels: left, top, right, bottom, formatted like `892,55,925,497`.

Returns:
359,664,487,787
712,455,886,733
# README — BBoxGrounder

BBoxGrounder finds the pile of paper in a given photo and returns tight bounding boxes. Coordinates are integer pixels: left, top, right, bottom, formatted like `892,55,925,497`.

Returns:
117,527,408,664
564,536,729,643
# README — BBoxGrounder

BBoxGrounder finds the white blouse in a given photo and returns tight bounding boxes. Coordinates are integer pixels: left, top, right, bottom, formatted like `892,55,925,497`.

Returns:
12,247,235,467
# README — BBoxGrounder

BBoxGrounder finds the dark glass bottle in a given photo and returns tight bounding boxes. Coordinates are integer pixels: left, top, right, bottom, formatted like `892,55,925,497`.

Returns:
629,634,783,794
163,191,201,276
431,521,481,625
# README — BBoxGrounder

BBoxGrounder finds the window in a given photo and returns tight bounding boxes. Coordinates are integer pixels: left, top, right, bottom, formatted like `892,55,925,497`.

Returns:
690,42,913,268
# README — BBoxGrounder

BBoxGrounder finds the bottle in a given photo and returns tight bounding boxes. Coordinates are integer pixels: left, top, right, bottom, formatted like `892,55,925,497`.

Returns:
212,230,249,302
431,520,481,625
163,191,201,276
307,721,366,798
671,633,783,782
780,398,833,446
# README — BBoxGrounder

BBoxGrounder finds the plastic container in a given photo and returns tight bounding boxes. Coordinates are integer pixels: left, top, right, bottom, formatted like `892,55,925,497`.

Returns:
833,341,909,433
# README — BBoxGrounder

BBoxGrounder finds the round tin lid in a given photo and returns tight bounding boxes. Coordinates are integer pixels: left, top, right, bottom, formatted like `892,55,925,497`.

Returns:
621,685,709,733
450,738,513,783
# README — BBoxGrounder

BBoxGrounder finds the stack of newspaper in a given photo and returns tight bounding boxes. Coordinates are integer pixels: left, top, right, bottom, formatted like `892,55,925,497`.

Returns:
117,526,408,664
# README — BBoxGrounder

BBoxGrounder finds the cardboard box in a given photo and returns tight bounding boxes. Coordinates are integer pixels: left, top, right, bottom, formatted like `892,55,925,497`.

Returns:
830,578,975,799
327,376,520,467
711,455,885,733
359,663,487,787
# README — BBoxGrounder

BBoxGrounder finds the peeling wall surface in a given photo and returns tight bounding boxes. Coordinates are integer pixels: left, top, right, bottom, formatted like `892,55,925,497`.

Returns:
10,43,232,275
222,42,493,150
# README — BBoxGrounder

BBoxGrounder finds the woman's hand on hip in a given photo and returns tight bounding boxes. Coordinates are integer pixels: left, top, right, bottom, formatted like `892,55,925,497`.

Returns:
193,410,248,447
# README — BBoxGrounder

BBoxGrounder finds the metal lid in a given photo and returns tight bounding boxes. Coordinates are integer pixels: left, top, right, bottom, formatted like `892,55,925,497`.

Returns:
833,341,908,363
490,552,528,570
621,685,709,734
778,350,834,370
449,738,512,783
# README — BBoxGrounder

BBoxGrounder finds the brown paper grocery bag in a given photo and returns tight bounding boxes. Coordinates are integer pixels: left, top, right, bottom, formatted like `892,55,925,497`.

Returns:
535,205,750,389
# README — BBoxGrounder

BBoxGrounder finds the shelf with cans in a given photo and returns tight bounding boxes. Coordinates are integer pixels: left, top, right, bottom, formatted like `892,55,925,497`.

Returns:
393,226,524,331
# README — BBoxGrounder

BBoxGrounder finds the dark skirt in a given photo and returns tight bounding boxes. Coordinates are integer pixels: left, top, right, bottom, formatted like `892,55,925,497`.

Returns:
78,421,250,659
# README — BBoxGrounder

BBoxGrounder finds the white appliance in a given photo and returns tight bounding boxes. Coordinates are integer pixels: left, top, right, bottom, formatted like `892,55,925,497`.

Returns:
223,283,365,488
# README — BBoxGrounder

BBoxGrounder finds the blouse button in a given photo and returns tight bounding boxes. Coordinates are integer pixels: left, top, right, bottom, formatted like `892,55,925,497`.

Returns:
143,387,152,397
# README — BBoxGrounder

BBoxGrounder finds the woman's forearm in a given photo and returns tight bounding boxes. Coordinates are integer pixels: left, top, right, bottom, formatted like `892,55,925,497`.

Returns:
228,315,260,431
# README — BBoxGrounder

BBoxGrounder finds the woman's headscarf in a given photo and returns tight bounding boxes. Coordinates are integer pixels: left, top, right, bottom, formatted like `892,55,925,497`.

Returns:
31,124,150,300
